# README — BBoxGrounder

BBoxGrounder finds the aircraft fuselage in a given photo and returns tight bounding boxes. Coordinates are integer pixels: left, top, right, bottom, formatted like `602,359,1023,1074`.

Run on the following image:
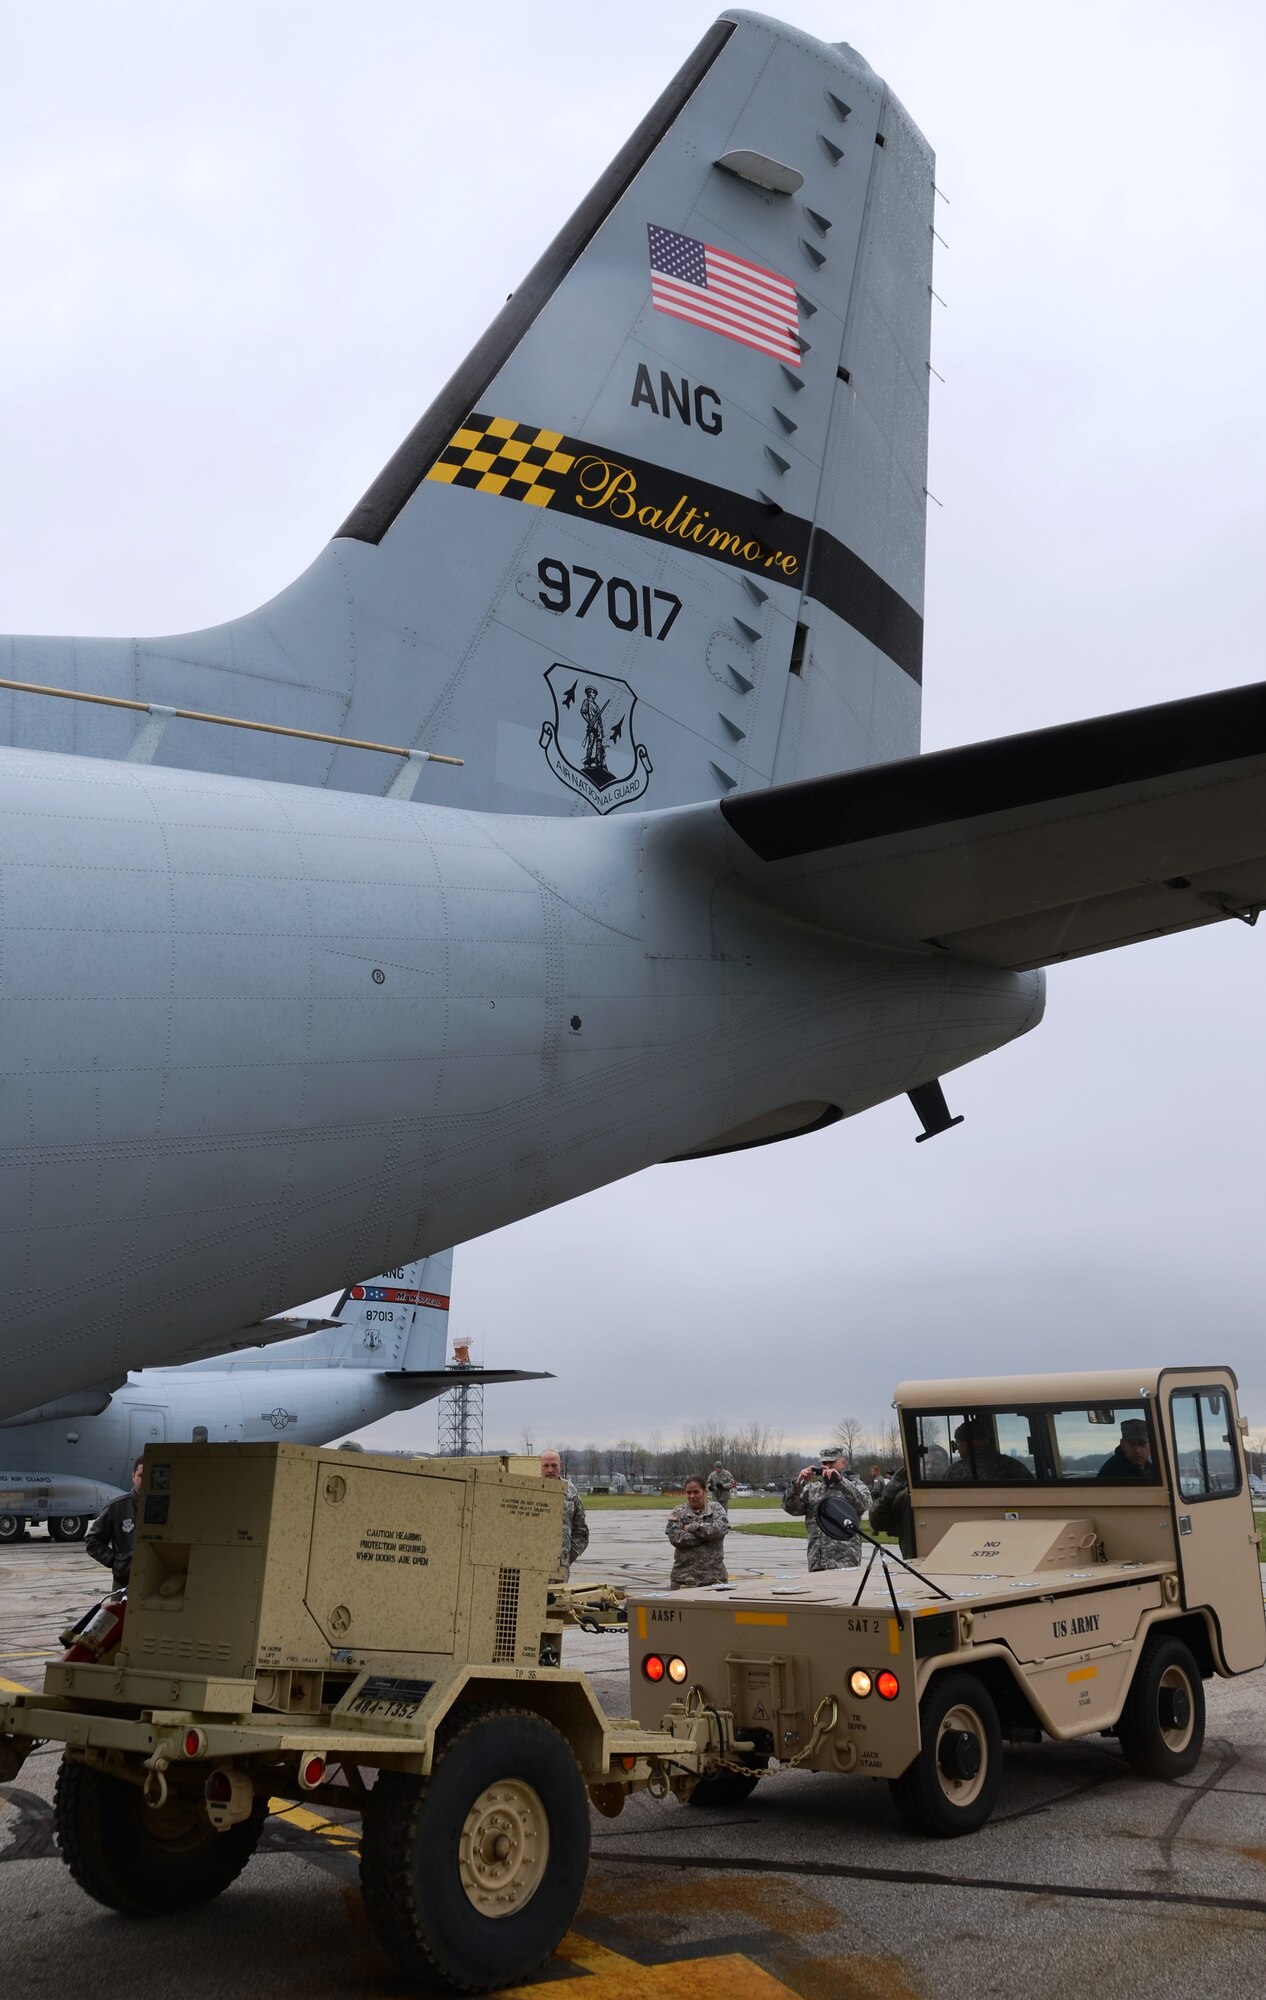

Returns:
0,748,1043,1416
0,1365,438,1492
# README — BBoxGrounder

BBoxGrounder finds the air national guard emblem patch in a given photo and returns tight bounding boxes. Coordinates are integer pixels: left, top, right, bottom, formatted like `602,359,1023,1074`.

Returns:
540,665,652,815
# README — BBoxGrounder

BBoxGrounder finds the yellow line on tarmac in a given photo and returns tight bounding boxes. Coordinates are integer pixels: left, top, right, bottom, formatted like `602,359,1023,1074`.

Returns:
0,1675,32,1696
502,1935,800,1997
268,1799,359,1848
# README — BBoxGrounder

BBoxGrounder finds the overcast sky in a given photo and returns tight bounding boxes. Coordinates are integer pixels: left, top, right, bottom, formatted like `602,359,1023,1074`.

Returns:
4,3,1264,1457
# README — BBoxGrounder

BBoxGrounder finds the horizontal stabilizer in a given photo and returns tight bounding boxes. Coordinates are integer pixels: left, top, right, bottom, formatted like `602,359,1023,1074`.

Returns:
386,1369,553,1388
260,1316,340,1336
720,678,1266,968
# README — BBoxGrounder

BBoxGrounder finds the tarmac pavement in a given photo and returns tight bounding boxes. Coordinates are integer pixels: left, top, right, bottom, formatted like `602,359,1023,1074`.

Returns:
3,1510,1265,1999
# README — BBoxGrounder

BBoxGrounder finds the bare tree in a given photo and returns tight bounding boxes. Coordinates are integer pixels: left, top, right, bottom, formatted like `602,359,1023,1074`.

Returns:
612,1438,646,1481
519,1425,535,1457
835,1415,865,1470
648,1429,664,1483
680,1423,725,1477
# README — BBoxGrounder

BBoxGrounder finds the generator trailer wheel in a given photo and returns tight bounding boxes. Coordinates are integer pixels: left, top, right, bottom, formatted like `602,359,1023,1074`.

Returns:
360,1706,589,1994
54,1756,264,1914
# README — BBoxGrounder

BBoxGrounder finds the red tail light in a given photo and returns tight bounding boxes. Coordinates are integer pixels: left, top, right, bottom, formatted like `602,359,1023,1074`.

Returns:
642,1654,666,1682
876,1671,900,1701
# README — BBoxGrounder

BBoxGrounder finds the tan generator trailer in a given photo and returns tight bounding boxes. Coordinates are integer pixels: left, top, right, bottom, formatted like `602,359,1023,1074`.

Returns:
0,1443,728,1993
628,1365,1266,1834
0,1367,1262,1991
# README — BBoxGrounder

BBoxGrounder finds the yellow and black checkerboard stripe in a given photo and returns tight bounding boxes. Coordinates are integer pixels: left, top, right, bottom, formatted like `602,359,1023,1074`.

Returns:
425,414,574,507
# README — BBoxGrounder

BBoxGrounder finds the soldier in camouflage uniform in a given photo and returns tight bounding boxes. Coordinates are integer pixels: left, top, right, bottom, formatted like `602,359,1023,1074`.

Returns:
540,1449,589,1579
665,1477,729,1588
782,1449,871,1572
706,1460,736,1510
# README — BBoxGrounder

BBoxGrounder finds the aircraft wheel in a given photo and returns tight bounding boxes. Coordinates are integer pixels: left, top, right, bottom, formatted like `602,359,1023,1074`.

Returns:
889,1671,1003,1837
54,1756,264,1914
0,1513,27,1543
48,1516,86,1543
360,1706,589,1993
1116,1633,1205,1779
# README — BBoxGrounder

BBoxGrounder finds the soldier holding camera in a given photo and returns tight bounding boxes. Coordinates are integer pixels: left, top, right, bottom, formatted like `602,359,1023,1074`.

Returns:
782,1448,871,1571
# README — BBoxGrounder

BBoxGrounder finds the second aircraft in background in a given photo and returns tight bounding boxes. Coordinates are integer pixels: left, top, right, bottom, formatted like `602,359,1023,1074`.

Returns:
0,1252,548,1541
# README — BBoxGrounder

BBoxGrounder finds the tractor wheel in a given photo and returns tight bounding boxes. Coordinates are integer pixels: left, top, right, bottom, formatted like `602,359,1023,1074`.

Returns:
1115,1634,1205,1779
685,1765,762,1807
889,1670,1003,1837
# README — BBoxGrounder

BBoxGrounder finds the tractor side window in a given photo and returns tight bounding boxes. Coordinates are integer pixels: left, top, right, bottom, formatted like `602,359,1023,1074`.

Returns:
1171,1390,1240,1501
905,1410,1037,1483
1051,1404,1158,1482
993,1411,1038,1476
907,1412,955,1484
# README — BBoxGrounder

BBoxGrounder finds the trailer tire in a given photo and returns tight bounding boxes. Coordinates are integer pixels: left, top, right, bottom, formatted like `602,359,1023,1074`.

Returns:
360,1707,589,1994
685,1766,762,1807
48,1516,86,1543
1115,1633,1205,1779
54,1756,264,1914
0,1513,27,1543
889,1671,1003,1838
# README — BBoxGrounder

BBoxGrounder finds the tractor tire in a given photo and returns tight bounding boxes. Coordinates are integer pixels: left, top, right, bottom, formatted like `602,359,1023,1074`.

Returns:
889,1670,1004,1837
685,1766,762,1807
1115,1633,1205,1779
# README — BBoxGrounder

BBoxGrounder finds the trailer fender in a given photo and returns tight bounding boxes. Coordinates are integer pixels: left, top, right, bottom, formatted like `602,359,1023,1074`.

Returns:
447,1674,609,1777
0,1736,31,1783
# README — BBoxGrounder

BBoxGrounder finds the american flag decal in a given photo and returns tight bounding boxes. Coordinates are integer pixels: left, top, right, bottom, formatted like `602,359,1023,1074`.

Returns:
647,224,800,366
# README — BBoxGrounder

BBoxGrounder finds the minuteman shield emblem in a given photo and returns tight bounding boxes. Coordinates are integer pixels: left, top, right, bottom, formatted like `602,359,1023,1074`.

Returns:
540,664,652,814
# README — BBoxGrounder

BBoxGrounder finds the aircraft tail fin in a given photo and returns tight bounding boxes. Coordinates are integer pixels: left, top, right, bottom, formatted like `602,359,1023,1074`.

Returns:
330,1251,454,1373
3,14,931,812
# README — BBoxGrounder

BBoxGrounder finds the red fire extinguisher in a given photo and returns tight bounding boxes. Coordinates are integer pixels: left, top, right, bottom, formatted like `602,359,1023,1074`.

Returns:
61,1596,126,1663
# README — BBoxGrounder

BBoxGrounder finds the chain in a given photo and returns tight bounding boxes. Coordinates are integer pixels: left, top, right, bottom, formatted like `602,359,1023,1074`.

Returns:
671,1688,840,1781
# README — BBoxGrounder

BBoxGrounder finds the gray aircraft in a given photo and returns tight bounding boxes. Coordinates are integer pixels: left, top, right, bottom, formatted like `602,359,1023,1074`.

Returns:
3,12,1265,1420
0,1254,545,1538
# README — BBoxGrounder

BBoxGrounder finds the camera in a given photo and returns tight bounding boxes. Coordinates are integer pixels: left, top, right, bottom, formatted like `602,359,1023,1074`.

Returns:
810,1462,824,1476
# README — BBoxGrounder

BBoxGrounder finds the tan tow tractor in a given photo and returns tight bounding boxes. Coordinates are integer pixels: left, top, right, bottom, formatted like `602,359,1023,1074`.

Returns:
627,1366,1265,1834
